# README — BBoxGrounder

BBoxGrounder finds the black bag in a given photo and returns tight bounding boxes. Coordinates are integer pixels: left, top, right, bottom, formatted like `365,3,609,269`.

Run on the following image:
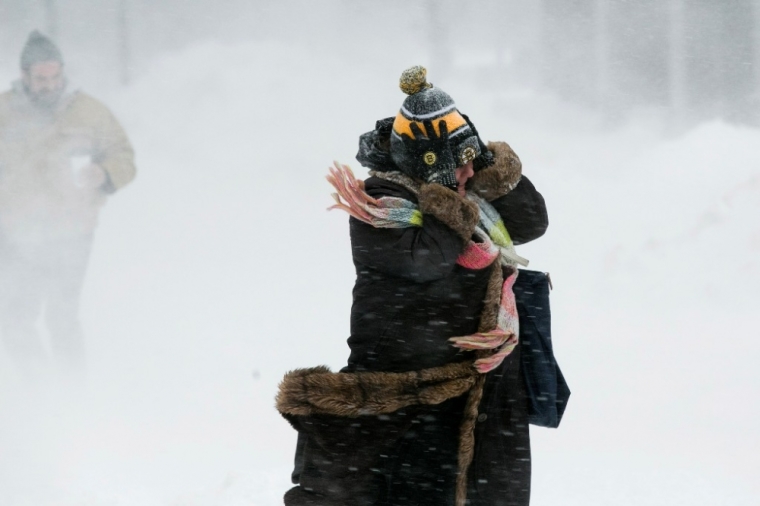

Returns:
513,269,570,428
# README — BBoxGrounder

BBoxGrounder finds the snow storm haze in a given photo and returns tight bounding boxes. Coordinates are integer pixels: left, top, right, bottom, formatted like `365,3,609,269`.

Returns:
0,1,758,505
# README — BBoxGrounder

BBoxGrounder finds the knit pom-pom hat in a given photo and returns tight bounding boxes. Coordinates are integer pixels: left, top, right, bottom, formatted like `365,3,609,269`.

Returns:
390,66,482,180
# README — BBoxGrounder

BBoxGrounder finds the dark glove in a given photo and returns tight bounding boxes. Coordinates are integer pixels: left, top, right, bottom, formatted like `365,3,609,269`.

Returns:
461,113,494,171
399,120,457,190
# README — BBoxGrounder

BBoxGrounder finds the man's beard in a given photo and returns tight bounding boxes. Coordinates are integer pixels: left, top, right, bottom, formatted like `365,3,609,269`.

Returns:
28,87,64,109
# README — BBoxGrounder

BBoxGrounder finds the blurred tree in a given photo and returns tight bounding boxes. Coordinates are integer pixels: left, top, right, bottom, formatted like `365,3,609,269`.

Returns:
118,0,130,85
426,0,451,79
755,0,760,123
593,0,611,114
668,0,687,123
43,0,59,41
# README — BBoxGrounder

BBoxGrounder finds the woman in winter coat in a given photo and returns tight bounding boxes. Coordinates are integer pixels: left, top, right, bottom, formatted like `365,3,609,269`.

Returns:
276,66,548,506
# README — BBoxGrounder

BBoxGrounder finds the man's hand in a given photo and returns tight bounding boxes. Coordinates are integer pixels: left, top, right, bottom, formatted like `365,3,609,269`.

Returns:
75,163,107,189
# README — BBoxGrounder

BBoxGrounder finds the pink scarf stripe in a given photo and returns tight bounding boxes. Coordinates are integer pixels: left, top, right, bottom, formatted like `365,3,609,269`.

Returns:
456,242,500,270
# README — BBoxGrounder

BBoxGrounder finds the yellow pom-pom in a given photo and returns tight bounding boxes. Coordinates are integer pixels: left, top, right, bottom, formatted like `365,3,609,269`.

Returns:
399,65,432,95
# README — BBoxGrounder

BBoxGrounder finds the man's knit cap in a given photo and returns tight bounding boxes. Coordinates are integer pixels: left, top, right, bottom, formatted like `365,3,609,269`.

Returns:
20,30,63,70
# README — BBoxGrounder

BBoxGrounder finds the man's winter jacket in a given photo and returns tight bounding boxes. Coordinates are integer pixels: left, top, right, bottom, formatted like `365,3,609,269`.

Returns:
0,82,135,244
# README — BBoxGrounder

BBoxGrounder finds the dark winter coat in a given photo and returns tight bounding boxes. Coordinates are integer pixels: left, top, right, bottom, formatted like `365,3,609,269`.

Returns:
277,136,547,506
346,173,548,374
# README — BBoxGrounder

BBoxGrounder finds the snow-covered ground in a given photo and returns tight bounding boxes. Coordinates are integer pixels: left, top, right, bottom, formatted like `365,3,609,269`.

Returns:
1,40,758,505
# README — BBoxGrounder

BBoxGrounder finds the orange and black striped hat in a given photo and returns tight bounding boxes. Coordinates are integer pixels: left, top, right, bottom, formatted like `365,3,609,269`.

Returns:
390,66,481,179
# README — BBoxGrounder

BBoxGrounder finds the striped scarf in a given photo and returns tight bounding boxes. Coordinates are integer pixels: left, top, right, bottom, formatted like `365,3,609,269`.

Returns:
327,162,527,373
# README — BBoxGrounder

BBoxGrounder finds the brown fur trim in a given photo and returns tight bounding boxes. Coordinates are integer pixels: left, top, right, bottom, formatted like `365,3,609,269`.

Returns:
451,262,506,504
456,374,487,506
468,141,523,201
418,183,479,243
276,361,477,417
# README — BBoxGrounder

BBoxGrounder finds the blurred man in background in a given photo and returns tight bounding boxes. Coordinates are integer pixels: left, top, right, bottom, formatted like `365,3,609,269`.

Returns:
0,31,135,375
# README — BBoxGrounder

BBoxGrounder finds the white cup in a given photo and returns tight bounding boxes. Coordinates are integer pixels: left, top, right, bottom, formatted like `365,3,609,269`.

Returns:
70,155,91,187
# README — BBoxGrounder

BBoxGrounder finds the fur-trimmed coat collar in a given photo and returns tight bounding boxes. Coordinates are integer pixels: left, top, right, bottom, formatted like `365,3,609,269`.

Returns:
467,141,523,201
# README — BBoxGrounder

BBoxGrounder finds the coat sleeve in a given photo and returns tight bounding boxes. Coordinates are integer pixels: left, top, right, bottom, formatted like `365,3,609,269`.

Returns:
350,183,480,283
91,101,136,192
490,175,548,245
467,140,548,245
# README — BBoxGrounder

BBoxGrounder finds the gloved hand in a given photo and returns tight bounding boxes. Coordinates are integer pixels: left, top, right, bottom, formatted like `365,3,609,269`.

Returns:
461,113,494,171
398,119,457,190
